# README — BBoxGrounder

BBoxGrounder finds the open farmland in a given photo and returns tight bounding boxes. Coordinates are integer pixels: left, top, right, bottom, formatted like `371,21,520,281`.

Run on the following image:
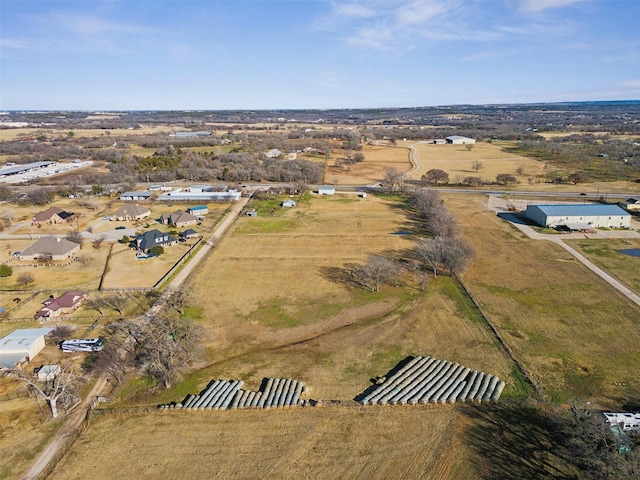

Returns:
406,141,546,183
48,407,478,480
446,193,640,405
326,144,412,185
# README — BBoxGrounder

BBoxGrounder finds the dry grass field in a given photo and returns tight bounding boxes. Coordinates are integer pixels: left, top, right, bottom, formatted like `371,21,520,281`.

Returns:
326,144,412,185
446,193,640,405
48,407,479,480
566,238,640,293
405,141,546,182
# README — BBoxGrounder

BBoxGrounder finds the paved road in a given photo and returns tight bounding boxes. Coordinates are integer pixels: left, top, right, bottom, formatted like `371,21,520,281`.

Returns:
490,197,640,308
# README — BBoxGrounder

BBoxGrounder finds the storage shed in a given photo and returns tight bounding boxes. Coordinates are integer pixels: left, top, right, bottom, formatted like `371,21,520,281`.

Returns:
0,328,52,369
446,136,476,145
525,204,631,229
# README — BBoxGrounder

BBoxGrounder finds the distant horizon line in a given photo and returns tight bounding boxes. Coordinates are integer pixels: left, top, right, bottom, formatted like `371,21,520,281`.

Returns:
2,99,639,114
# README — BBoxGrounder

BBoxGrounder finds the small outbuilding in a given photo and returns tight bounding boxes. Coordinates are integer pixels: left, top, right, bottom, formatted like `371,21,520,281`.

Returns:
281,199,297,208
180,229,199,240
318,186,335,195
36,364,61,381
187,205,209,216
119,191,153,201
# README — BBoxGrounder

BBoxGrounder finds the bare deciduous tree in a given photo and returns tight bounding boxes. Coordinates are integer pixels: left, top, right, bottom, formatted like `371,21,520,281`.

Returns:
102,294,129,315
92,235,106,249
382,167,405,193
134,312,203,389
16,272,35,287
84,294,106,316
354,255,399,292
471,160,484,173
10,366,79,419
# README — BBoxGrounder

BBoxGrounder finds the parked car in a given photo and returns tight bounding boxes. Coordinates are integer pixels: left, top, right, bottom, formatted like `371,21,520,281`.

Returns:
115,226,126,230
12,251,20,257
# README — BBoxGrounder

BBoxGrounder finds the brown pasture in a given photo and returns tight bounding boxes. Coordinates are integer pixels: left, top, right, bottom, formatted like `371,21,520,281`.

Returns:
405,141,546,182
48,407,478,480
445,193,640,405
326,144,412,185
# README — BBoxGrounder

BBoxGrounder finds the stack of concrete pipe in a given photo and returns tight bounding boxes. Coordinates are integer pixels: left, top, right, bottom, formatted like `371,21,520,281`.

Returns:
358,355,505,406
160,377,309,411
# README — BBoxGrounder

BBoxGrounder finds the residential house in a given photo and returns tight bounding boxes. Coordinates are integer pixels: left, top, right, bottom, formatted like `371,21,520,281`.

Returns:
35,291,87,320
19,237,80,261
112,204,151,221
135,229,178,252
160,209,199,228
32,207,75,226
618,197,640,212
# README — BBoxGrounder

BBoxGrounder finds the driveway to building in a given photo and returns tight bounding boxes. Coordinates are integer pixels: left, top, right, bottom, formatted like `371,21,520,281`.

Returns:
489,195,640,307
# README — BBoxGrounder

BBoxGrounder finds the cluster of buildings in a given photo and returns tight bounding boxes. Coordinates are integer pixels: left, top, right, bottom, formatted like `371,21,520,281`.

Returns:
119,185,242,202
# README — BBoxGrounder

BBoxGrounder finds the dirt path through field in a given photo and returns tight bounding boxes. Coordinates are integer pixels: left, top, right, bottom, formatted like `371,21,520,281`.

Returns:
22,377,107,480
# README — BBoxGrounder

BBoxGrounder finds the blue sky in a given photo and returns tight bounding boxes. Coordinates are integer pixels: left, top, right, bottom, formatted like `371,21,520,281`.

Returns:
1,0,639,110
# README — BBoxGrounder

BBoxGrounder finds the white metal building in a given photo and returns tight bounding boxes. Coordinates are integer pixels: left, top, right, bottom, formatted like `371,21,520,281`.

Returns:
0,328,52,368
445,136,476,145
318,186,335,195
525,204,631,229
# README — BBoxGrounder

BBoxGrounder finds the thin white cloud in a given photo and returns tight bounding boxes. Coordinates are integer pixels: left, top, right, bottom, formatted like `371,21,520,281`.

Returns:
49,12,160,37
621,79,640,88
519,0,583,13
332,2,376,19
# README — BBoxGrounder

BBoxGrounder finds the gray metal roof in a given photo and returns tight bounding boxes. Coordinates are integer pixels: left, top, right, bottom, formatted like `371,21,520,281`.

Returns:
529,204,630,217
0,161,55,176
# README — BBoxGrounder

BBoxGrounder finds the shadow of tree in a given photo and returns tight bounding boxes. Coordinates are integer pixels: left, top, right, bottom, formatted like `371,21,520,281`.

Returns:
460,402,580,480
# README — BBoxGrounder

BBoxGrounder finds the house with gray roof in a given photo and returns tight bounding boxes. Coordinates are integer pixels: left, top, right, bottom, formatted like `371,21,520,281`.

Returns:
112,204,151,221
19,237,80,261
135,229,178,252
525,204,631,229
160,209,199,228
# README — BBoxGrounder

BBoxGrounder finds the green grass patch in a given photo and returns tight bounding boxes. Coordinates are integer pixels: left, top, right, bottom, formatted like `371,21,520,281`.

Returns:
182,305,203,320
502,365,534,399
438,276,485,325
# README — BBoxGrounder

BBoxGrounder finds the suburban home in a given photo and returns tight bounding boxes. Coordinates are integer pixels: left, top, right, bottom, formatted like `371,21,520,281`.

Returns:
318,186,335,195
187,205,208,216
525,204,632,229
35,291,87,320
445,135,476,145
32,207,75,226
281,199,297,208
160,209,199,228
119,191,153,201
180,229,199,239
19,237,80,261
0,328,52,369
112,204,151,221
135,229,178,252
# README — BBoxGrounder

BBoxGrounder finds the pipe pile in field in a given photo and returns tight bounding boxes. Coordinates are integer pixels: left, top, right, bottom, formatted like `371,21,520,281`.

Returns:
160,377,310,411
357,355,505,406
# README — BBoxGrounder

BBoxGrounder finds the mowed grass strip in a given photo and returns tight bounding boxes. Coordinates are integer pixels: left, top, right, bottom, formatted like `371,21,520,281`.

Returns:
48,407,477,480
446,193,640,404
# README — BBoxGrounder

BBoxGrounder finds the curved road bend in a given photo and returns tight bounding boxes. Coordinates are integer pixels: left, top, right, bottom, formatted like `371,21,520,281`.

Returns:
22,196,250,480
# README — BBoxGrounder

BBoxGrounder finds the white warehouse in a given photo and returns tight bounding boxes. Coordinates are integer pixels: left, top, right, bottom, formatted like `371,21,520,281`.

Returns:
525,204,631,229
445,135,476,145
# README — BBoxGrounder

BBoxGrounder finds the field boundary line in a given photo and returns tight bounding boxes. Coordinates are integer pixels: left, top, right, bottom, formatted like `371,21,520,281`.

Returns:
454,274,544,399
